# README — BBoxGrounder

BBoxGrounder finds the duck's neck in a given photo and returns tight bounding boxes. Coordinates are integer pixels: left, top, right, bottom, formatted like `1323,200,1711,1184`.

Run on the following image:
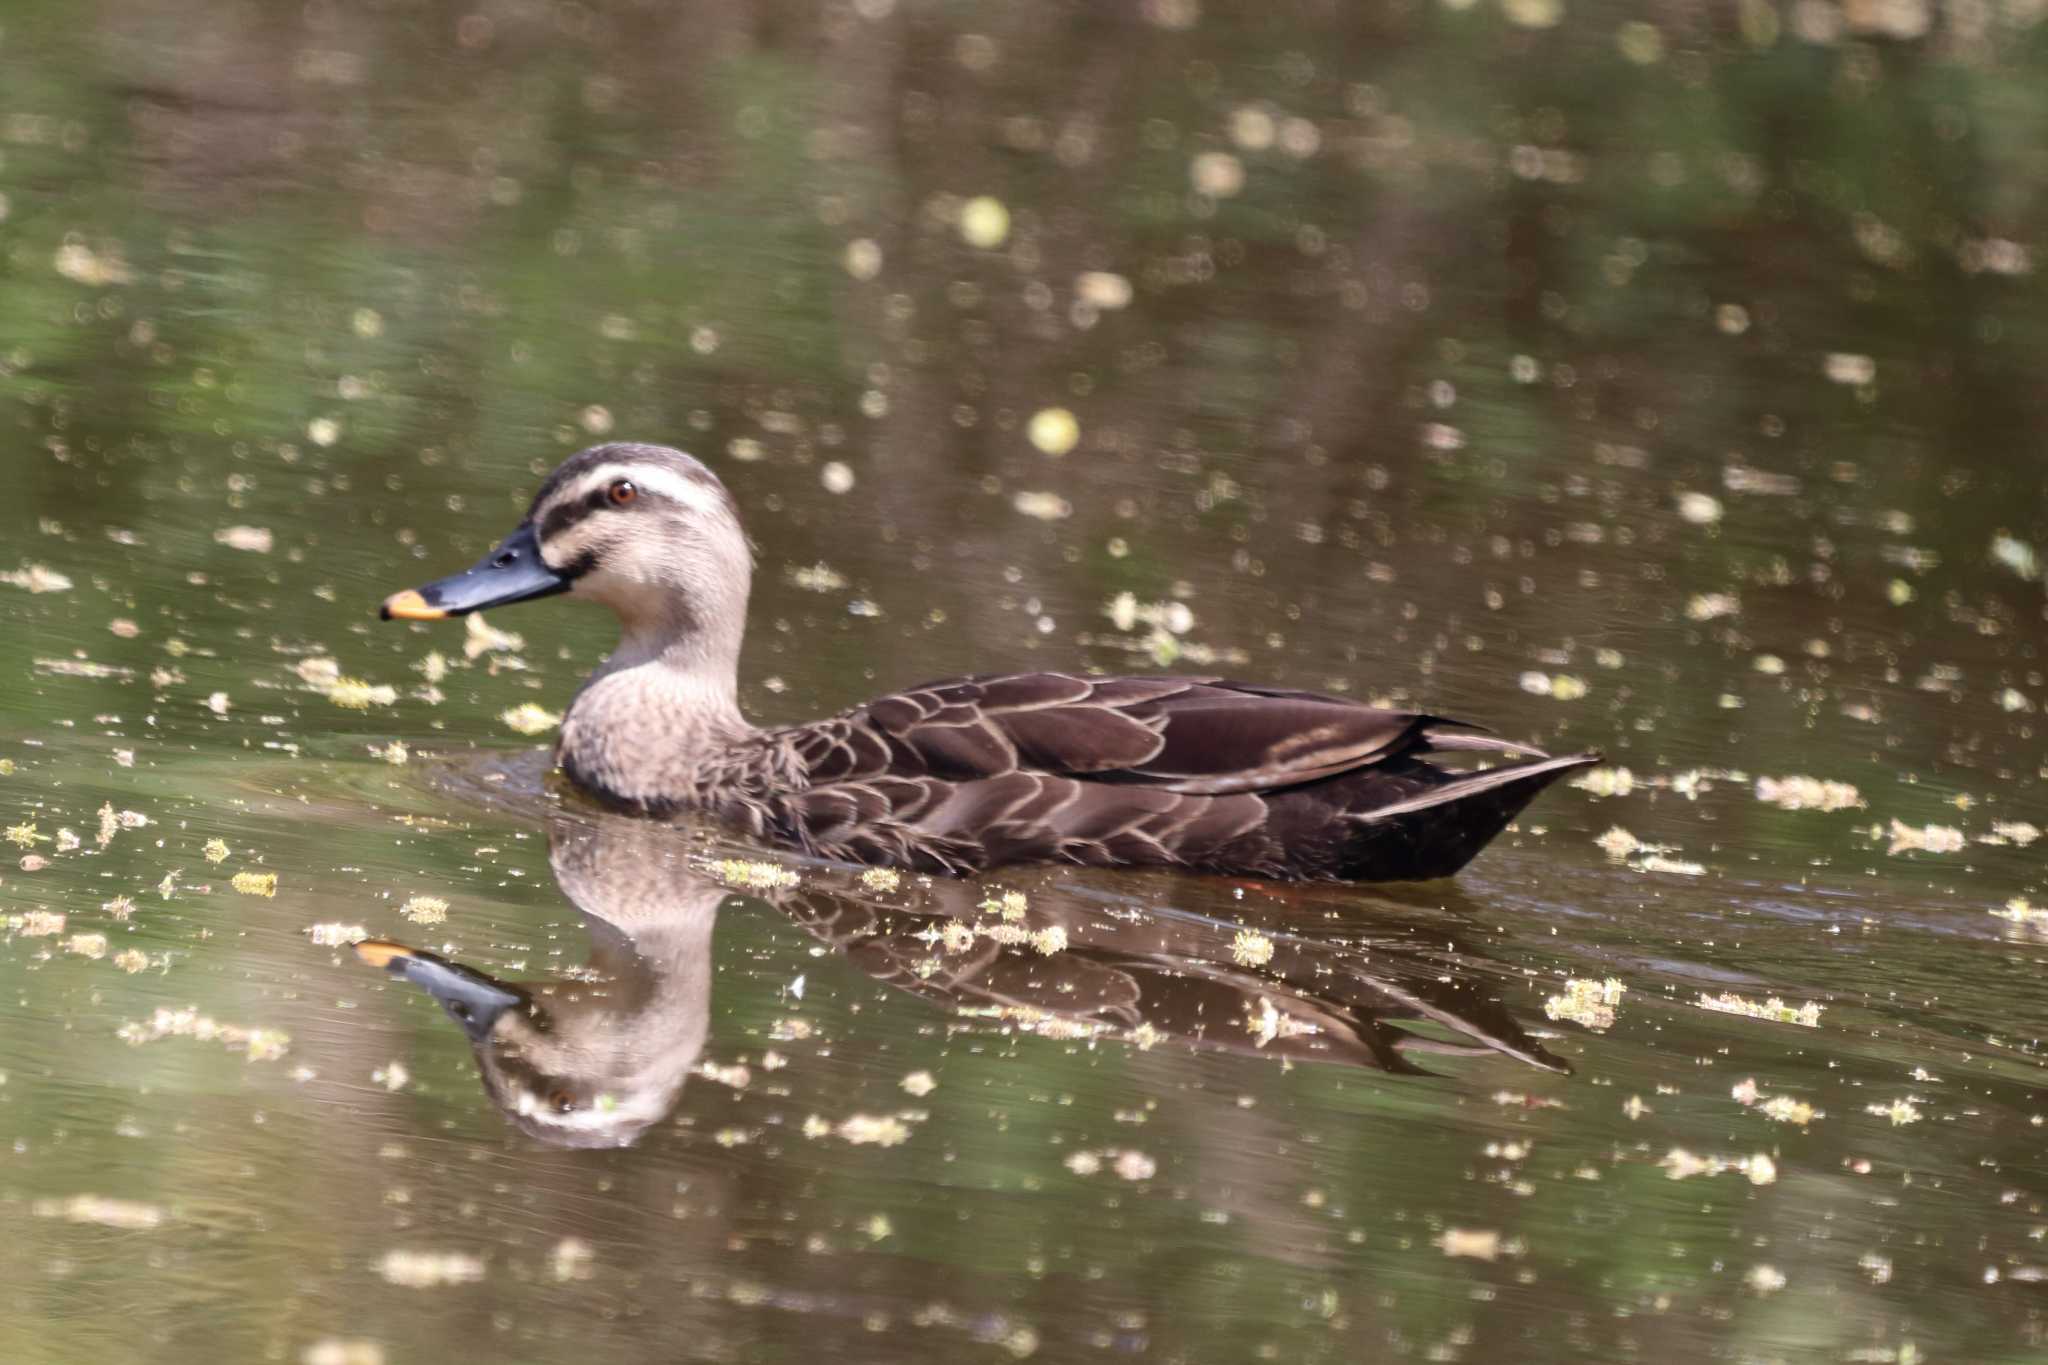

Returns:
558,623,755,810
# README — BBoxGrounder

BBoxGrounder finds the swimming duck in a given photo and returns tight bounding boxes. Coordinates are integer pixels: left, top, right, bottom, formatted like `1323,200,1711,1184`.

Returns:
356,808,1567,1147
380,442,1596,881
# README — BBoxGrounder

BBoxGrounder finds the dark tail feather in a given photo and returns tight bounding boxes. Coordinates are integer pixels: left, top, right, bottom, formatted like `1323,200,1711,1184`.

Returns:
1340,751,1600,881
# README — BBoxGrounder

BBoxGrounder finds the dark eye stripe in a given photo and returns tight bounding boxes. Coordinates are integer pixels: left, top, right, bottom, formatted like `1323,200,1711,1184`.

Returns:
536,499,590,544
535,480,653,543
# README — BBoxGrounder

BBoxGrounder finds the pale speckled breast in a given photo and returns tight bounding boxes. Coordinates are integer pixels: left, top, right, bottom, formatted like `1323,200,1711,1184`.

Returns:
556,669,782,819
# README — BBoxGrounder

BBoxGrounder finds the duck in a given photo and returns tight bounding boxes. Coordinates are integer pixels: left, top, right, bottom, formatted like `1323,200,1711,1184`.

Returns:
355,807,1568,1147
380,442,1597,881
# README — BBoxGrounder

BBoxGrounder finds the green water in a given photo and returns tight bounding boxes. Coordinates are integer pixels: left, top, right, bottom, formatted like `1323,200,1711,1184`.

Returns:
3,2,2046,1361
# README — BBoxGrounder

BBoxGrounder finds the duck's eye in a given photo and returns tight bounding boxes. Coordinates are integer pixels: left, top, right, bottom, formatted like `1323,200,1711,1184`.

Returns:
547,1088,576,1114
606,479,638,507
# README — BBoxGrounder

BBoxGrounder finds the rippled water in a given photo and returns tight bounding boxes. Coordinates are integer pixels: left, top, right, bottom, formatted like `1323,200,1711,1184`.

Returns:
3,2,2047,1361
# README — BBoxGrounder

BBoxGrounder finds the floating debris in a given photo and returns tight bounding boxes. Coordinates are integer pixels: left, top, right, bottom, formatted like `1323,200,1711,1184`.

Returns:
1027,407,1080,457
1636,852,1707,875
499,703,560,736
399,895,448,925
1029,925,1068,955
1074,271,1133,309
1865,1098,1923,1126
1991,897,2048,929
981,888,1030,919
1685,592,1740,621
1011,490,1072,522
899,1070,937,1098
1881,819,1965,855
377,1250,485,1288
698,1060,751,1090
1755,775,1863,812
232,870,278,897
65,933,108,959
112,949,149,973
296,657,343,687
1231,928,1275,967
1189,150,1245,197
859,867,901,892
1698,993,1823,1027
10,910,66,937
1824,352,1876,385
375,1061,410,1092
33,1195,163,1230
463,613,522,659
1437,1228,1507,1261
958,196,1010,249
1732,1078,1821,1125
307,923,369,947
1982,821,2039,847
4,822,46,849
1,563,73,594
1573,767,1637,798
1243,996,1320,1047
118,1006,289,1061
1676,492,1724,525
53,240,133,286
1745,1264,1788,1295
1990,532,2039,582
34,657,132,680
1594,826,1642,858
203,838,231,864
714,859,800,891
834,1114,914,1147
1661,1148,1777,1185
1544,977,1626,1032
843,237,882,280
1111,1150,1157,1180
213,525,274,554
327,677,398,710
1518,671,1588,700
788,562,849,593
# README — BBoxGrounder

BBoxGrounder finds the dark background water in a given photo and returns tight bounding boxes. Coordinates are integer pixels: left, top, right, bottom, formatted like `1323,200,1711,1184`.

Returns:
3,2,2046,1361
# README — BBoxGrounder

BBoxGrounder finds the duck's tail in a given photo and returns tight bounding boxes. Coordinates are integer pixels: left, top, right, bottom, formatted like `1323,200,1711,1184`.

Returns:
1337,749,1600,881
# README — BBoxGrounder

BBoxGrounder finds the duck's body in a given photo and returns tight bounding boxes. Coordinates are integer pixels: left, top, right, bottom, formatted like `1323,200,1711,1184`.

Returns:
382,443,1596,882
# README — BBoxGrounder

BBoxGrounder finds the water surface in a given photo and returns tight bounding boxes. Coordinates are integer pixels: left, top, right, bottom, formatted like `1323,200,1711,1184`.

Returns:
3,2,2047,1361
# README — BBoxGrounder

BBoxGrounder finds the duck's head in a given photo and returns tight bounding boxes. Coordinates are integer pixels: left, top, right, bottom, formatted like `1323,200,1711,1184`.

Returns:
381,442,751,658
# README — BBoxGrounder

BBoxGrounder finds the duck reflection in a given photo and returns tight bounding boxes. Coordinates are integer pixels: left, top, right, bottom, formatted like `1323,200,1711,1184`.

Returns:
359,810,1567,1148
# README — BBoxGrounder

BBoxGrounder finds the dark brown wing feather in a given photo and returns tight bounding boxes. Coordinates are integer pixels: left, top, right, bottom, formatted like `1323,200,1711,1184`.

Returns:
767,671,1595,881
861,673,1432,791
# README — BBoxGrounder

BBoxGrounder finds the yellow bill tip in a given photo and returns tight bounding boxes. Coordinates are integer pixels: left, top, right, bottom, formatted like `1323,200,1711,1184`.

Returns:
353,939,416,969
380,589,445,622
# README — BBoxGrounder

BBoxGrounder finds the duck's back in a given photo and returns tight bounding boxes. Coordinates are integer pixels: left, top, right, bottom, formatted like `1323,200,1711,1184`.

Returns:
752,672,1594,882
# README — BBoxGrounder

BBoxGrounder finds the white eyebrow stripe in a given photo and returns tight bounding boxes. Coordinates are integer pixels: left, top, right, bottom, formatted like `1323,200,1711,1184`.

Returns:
559,463,727,518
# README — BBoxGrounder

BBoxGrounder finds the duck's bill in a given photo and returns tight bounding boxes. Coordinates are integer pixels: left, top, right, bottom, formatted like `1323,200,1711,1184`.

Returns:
380,522,569,621
355,939,531,1042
